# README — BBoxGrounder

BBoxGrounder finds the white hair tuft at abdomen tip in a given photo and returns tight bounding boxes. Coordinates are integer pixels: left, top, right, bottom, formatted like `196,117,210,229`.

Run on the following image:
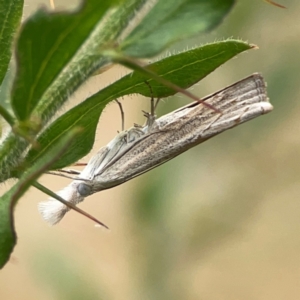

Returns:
38,182,85,225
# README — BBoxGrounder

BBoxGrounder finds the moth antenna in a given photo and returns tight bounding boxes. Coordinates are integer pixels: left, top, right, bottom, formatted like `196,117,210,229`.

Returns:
46,171,91,181
55,168,81,175
73,162,87,167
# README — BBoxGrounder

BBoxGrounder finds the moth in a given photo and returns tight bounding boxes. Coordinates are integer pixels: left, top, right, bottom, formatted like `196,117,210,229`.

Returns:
39,73,273,225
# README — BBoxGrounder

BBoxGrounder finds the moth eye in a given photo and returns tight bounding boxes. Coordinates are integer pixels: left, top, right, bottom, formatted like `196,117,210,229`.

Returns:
77,183,92,196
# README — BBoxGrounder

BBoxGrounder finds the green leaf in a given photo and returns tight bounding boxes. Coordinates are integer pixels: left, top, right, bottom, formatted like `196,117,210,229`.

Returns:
25,40,252,169
10,0,114,121
0,104,15,126
121,0,235,57
0,0,23,87
0,128,80,269
0,0,147,183
30,0,151,123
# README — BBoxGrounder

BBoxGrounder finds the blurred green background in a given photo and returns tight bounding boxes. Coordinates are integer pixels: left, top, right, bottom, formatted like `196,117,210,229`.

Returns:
1,0,300,299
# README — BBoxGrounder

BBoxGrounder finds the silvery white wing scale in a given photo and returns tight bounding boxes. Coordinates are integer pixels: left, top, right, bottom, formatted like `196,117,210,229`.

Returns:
39,73,273,225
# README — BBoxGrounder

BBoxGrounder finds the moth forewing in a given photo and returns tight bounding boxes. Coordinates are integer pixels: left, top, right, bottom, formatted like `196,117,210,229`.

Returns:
93,127,146,177
90,73,272,188
39,73,273,225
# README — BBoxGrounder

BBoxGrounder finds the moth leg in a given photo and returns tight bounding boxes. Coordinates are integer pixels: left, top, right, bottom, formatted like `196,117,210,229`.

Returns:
115,99,125,131
144,81,160,128
134,123,143,128
45,163,89,179
142,110,156,127
125,127,145,143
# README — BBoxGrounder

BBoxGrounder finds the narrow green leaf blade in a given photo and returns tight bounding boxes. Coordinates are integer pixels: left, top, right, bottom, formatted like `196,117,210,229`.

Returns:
0,0,23,86
121,0,235,57
111,40,254,98
11,0,113,120
0,128,80,269
25,40,252,169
